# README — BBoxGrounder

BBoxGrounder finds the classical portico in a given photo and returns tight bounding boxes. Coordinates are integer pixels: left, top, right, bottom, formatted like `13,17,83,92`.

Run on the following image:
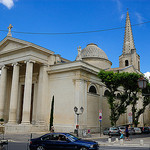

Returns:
0,25,59,132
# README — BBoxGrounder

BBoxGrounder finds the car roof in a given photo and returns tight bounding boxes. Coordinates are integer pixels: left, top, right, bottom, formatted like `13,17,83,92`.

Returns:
41,133,69,137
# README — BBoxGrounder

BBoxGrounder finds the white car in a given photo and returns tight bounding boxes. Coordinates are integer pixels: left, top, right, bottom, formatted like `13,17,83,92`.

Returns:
133,127,142,134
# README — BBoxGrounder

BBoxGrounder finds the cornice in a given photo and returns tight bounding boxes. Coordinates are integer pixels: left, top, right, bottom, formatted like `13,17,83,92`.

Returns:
48,61,100,75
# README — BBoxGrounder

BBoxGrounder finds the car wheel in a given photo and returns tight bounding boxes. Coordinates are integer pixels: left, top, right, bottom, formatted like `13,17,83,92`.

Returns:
80,147,88,150
37,146,45,150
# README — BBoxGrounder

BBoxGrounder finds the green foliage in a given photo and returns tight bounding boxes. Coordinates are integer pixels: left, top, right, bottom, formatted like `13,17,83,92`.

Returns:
98,70,143,126
134,83,150,127
50,96,54,131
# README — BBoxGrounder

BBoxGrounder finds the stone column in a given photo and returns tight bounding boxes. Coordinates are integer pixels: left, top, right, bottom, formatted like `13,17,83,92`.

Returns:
0,66,8,119
21,61,34,124
8,63,20,124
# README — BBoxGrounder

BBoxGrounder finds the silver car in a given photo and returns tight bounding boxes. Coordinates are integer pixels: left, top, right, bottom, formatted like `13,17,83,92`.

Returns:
103,127,120,136
133,127,142,134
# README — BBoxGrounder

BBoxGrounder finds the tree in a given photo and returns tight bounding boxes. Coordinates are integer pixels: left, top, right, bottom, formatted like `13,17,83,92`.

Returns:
98,70,142,126
50,96,54,131
98,70,129,126
119,72,141,126
134,82,150,126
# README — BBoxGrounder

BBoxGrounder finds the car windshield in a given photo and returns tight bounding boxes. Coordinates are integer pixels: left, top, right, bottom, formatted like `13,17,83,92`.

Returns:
110,127,118,130
66,134,79,142
134,128,140,130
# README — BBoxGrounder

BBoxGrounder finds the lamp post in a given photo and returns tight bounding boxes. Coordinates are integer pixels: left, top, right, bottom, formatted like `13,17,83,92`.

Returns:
74,106,84,137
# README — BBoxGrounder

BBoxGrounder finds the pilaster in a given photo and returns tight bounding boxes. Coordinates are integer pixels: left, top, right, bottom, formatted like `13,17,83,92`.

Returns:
36,64,48,125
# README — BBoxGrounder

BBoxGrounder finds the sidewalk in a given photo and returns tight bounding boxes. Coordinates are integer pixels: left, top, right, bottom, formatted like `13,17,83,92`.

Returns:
85,133,150,148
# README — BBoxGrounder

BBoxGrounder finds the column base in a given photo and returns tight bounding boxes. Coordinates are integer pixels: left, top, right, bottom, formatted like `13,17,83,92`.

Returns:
21,121,31,125
7,120,17,125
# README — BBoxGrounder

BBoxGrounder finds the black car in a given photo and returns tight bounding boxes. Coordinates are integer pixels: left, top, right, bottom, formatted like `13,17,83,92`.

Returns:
29,133,99,150
140,127,149,134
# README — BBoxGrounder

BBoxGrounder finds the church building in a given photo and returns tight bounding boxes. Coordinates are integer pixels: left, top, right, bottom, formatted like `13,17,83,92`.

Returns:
0,11,149,133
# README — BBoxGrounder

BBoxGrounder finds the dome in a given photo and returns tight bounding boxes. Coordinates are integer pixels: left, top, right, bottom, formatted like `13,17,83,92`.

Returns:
81,43,108,60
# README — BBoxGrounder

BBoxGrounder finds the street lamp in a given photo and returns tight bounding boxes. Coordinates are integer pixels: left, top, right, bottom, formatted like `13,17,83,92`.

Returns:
138,77,147,89
138,77,150,96
74,106,84,137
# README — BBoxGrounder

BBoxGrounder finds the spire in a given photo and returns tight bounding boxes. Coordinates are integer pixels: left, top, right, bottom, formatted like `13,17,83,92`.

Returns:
7,24,13,37
123,11,135,54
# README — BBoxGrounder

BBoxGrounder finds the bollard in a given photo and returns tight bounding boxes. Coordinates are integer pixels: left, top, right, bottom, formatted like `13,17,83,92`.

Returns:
120,139,124,145
140,139,144,146
116,138,119,142
108,138,111,143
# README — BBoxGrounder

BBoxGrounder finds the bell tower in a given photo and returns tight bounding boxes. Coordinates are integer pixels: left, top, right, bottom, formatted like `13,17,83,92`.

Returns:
119,11,140,71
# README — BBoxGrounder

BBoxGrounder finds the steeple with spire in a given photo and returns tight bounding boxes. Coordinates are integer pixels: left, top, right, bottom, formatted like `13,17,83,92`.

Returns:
123,11,135,54
119,10,140,71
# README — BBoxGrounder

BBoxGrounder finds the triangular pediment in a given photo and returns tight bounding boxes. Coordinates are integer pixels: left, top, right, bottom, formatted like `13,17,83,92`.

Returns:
0,36,54,55
0,40,27,53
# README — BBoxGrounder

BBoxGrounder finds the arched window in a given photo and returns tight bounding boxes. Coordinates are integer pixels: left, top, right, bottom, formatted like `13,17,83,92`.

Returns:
104,90,110,96
125,60,129,66
89,85,97,94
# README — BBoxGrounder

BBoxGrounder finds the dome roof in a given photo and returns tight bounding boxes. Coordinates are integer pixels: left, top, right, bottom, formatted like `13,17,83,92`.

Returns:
81,43,108,60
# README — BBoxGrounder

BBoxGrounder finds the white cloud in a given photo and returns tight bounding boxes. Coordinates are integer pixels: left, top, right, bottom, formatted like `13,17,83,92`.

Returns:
113,0,125,21
135,12,144,23
0,0,14,9
114,0,122,12
144,72,150,82
120,14,125,20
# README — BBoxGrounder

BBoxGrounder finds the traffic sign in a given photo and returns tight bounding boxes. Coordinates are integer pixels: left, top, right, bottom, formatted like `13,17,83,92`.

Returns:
99,110,102,122
128,112,132,116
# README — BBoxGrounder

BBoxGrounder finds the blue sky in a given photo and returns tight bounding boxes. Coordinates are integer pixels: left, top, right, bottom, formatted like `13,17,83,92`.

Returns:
0,0,150,75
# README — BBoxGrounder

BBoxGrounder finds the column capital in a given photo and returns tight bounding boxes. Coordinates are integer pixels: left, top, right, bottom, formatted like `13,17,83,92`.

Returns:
0,65,9,70
24,60,36,64
11,62,22,67
40,63,49,67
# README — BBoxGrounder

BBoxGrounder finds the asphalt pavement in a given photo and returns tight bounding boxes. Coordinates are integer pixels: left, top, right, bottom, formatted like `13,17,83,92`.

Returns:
0,132,150,150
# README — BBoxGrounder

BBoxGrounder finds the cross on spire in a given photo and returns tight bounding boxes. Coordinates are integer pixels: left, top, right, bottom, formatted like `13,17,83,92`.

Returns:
7,24,13,37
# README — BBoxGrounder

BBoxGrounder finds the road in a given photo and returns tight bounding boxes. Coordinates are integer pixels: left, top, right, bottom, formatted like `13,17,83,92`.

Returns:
2,143,150,150
1,133,150,150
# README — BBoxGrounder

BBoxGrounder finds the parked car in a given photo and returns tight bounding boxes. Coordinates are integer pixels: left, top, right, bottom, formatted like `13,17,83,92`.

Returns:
133,127,142,134
117,126,125,134
128,127,135,135
29,132,99,150
103,127,120,136
141,127,149,134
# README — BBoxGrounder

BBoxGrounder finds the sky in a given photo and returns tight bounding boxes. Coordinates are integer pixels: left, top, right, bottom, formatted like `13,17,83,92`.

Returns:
0,0,150,78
